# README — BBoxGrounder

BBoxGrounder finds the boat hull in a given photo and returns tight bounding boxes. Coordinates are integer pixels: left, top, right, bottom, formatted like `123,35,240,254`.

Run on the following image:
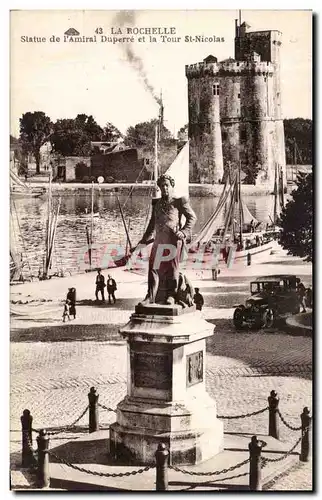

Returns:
223,240,280,265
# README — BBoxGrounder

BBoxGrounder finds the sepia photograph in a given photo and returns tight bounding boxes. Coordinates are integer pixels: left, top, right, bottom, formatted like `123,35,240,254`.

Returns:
9,8,313,491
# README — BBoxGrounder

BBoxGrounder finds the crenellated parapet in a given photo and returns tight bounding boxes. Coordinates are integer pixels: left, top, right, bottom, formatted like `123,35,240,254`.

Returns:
186,60,274,78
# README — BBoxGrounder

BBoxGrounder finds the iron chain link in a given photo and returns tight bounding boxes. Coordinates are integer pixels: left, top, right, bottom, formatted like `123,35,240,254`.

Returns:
277,409,302,431
31,405,89,436
261,429,306,467
169,457,250,477
48,451,153,477
98,403,117,413
217,406,268,420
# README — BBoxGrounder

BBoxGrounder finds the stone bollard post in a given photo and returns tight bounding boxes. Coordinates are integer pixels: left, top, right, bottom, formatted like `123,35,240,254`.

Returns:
88,387,99,433
21,409,34,467
248,436,265,491
155,443,169,491
300,407,311,462
247,253,251,266
37,429,50,488
268,390,280,439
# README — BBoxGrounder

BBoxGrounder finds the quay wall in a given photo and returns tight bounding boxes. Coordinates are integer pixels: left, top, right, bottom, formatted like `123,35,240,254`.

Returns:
29,182,291,197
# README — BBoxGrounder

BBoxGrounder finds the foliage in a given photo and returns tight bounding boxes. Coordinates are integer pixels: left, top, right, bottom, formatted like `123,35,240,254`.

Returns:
124,119,172,148
19,112,52,173
284,118,312,165
279,172,313,262
50,114,104,157
102,122,123,142
177,124,188,141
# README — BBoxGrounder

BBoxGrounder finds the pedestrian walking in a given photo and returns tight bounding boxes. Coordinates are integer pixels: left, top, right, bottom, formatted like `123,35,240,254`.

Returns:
306,287,312,309
297,282,307,313
95,269,106,301
212,266,220,281
66,287,76,319
107,274,117,304
193,288,204,311
62,300,71,322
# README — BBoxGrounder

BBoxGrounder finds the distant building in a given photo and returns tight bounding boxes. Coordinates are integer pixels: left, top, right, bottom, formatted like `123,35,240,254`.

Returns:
186,19,286,187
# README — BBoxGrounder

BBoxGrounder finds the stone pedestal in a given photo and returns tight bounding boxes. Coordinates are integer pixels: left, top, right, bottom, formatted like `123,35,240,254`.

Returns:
109,304,224,465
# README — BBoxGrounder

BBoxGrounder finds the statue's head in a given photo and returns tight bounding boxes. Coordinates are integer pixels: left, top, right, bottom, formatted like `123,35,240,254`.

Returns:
157,174,175,198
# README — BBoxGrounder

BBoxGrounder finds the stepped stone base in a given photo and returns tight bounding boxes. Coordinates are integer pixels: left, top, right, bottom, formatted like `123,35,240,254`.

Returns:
110,302,224,465
110,394,223,465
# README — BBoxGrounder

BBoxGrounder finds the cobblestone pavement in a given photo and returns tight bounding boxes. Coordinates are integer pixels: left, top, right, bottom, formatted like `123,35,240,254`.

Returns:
10,328,313,490
10,259,313,491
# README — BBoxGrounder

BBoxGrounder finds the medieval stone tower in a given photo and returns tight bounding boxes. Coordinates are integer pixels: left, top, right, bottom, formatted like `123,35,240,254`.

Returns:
186,19,286,187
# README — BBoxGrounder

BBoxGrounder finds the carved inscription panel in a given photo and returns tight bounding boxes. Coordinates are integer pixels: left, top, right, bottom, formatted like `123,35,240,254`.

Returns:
133,353,172,390
186,351,203,387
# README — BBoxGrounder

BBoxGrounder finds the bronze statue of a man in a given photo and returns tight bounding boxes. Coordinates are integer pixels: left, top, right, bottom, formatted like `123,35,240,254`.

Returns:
137,174,197,305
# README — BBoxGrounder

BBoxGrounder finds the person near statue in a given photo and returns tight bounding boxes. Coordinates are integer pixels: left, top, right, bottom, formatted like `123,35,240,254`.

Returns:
107,274,117,304
66,287,76,319
193,288,204,311
95,268,106,301
135,174,197,305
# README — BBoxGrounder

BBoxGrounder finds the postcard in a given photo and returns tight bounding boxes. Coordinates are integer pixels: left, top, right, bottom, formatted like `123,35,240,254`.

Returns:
10,9,312,491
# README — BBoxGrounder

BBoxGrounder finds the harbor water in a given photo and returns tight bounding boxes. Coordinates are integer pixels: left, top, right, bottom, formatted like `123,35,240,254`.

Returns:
11,191,279,277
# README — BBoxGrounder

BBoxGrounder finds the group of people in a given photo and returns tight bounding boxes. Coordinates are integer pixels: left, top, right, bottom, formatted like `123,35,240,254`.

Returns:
297,281,313,313
62,270,118,322
62,287,76,322
95,269,117,303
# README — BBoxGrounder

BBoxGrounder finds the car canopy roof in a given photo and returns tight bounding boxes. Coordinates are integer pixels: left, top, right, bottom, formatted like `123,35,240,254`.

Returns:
252,275,297,283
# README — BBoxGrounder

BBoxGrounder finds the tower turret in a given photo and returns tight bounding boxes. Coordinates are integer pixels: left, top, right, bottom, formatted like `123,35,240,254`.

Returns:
186,56,224,183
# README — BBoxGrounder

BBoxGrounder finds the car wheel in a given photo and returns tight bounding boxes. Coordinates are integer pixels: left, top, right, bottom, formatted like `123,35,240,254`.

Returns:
262,308,275,328
233,308,244,330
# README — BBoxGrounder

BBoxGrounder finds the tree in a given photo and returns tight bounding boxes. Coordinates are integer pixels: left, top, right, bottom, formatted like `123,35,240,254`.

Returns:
50,115,104,157
74,114,104,141
102,122,123,142
284,118,312,165
279,171,313,261
19,112,52,174
177,124,188,141
124,119,172,148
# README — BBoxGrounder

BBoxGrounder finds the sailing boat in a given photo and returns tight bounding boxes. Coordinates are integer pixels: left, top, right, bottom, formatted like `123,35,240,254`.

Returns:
41,170,62,279
189,162,282,267
10,168,45,199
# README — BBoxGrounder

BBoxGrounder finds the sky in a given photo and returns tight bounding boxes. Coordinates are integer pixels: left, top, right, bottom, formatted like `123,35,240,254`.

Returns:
10,9,312,138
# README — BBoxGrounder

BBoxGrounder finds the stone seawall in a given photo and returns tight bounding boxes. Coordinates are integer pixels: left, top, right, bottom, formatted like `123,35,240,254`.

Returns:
32,182,281,197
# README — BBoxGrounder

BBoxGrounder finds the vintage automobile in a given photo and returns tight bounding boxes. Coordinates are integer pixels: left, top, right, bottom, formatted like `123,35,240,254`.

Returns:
233,275,301,329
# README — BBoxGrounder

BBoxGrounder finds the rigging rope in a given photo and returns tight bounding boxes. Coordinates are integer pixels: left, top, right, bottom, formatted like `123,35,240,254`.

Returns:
11,199,33,279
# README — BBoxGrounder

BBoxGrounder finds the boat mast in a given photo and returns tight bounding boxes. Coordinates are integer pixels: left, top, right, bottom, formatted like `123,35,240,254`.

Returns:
154,123,159,196
47,197,61,271
44,169,52,278
116,193,133,251
91,181,94,249
238,160,243,247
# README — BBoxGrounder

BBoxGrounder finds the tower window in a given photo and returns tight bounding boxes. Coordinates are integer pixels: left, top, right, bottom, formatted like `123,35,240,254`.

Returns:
240,129,246,141
213,83,220,96
238,93,240,98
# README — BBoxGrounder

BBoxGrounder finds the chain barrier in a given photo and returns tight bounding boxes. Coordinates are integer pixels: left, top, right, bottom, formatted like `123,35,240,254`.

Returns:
47,451,153,477
169,457,250,477
217,406,268,420
177,470,250,491
277,410,302,432
261,429,306,467
31,405,89,436
98,403,117,413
